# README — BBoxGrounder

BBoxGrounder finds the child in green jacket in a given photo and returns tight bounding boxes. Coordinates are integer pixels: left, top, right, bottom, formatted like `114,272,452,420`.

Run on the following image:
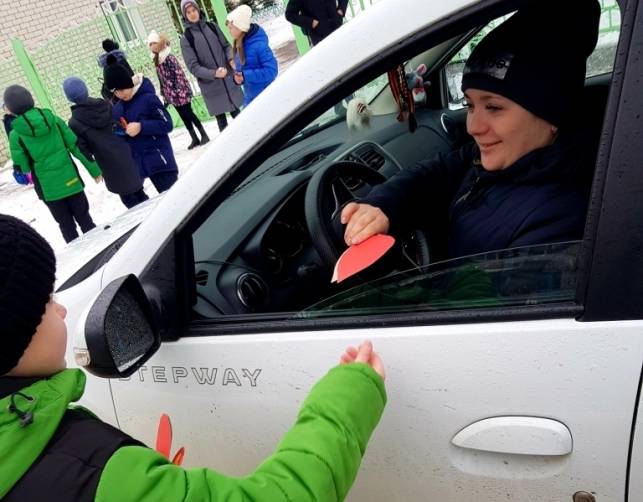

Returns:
3,85,102,243
0,213,387,501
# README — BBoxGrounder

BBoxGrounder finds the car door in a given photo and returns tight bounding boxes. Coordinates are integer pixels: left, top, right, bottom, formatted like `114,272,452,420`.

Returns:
104,0,643,500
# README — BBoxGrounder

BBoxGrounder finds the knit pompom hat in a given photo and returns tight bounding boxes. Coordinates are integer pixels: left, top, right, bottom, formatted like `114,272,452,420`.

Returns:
227,4,252,32
104,60,134,91
0,215,56,375
102,39,119,52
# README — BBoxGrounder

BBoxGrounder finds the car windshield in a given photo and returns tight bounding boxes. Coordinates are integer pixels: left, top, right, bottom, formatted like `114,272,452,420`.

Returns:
290,73,390,142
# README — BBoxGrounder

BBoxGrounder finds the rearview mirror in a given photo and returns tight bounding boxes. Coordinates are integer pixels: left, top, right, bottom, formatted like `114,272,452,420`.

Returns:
74,275,160,378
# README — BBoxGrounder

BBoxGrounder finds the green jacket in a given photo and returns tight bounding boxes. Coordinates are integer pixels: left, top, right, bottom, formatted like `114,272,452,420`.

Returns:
1,364,386,501
9,108,101,201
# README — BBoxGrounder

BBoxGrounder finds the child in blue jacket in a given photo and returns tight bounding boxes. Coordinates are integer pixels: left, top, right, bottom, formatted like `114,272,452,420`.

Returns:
226,5,278,106
104,60,179,194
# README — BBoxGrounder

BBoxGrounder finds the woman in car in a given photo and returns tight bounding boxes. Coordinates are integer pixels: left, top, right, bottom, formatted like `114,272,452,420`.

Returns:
341,0,601,260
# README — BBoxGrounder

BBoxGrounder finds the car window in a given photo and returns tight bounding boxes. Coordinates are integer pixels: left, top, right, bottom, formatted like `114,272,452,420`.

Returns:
445,1,621,110
186,3,598,327
301,242,580,318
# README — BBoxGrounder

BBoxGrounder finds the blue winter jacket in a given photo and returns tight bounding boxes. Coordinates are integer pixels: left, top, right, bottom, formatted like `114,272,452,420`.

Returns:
112,78,178,178
234,24,278,106
363,137,591,259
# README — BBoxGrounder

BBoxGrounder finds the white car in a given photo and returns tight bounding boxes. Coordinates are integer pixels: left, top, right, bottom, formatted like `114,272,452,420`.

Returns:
58,0,643,500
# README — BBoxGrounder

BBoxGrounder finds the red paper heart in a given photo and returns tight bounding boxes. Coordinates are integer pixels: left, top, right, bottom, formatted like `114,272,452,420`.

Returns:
332,234,395,283
155,413,172,459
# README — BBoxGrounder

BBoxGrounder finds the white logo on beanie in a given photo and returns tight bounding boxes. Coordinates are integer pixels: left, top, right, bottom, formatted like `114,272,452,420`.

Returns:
465,51,514,81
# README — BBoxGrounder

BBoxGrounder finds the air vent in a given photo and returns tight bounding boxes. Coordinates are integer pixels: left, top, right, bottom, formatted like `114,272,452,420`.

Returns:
236,273,269,310
195,269,209,286
355,145,385,170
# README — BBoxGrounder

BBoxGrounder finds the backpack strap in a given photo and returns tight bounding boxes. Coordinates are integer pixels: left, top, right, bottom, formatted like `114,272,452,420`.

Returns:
184,26,196,54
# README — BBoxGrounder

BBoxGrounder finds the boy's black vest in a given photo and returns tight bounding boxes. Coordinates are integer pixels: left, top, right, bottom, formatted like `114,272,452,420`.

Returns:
4,406,142,501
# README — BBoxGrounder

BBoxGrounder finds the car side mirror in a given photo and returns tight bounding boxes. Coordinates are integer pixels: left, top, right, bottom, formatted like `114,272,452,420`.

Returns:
74,275,160,378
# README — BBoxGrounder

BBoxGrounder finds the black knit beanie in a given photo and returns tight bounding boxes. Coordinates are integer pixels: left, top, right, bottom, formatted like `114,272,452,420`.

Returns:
102,39,119,52
461,0,600,127
0,215,56,375
3,85,35,116
104,60,134,92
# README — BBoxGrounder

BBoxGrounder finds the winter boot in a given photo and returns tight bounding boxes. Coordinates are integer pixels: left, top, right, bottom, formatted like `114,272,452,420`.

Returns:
187,127,200,150
196,123,210,146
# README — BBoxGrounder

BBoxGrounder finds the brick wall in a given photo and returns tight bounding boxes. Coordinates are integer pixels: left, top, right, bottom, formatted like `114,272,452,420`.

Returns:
0,0,100,62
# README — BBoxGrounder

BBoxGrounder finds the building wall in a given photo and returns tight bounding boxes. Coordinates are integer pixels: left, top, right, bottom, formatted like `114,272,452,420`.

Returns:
0,0,100,63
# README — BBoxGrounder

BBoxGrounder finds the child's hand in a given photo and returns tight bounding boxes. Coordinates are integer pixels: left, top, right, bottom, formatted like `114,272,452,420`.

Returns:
126,122,141,137
94,175,103,184
233,72,244,85
340,340,385,380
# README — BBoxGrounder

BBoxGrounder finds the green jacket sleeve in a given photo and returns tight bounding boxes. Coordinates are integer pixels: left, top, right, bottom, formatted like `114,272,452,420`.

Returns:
8,131,31,174
55,116,101,178
96,363,386,502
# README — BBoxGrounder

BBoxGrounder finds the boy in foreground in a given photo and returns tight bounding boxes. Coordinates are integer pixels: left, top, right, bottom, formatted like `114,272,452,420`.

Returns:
0,213,386,501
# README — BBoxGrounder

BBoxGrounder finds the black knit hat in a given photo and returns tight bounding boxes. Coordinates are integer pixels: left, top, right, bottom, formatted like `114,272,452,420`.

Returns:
0,215,56,375
461,0,600,127
104,60,134,92
3,85,35,116
102,39,119,52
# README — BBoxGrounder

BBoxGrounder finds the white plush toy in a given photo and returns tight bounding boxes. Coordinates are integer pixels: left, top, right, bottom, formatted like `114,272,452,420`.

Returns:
346,98,373,130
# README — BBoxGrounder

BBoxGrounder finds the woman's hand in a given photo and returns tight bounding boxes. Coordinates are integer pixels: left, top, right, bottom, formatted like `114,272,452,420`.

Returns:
340,340,385,380
341,202,390,245
312,19,319,29
126,122,142,137
215,67,228,79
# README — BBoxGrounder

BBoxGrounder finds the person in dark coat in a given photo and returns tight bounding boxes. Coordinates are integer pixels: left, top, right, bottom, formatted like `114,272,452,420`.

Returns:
285,0,349,46
98,39,134,103
226,5,278,107
341,0,601,260
104,62,179,194
62,77,148,209
179,0,243,132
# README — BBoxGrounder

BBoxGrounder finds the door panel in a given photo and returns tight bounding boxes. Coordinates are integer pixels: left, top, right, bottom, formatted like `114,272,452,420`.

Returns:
110,319,643,500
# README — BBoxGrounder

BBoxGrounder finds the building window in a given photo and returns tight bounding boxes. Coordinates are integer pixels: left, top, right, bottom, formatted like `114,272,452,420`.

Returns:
100,0,146,45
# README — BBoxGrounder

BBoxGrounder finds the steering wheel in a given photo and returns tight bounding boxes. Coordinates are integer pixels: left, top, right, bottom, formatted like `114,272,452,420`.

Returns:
304,160,431,273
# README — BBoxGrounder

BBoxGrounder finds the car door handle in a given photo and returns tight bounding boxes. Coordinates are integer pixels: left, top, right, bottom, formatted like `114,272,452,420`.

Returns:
451,416,573,456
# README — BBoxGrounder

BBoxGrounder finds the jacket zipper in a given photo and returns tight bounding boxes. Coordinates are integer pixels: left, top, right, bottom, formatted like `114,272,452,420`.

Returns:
157,148,167,165
453,176,481,207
